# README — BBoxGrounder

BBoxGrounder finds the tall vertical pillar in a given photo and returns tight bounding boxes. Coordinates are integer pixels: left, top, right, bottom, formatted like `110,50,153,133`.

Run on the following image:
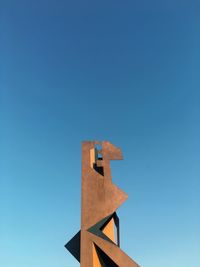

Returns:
65,141,140,267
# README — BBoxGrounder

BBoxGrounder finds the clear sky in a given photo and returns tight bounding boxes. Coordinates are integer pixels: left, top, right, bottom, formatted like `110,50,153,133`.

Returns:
0,1,200,267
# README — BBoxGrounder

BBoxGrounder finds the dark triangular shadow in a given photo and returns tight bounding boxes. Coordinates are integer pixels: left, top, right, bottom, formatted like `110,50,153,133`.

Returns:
94,243,119,267
88,213,118,245
65,230,80,262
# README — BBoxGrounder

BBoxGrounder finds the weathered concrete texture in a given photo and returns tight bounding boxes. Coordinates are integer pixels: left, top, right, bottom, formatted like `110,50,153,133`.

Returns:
66,141,140,267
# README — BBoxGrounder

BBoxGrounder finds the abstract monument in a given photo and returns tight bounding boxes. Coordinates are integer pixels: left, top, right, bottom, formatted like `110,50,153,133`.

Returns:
65,141,140,267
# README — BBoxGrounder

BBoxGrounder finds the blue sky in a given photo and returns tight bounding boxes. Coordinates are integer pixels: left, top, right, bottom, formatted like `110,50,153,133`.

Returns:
0,1,200,267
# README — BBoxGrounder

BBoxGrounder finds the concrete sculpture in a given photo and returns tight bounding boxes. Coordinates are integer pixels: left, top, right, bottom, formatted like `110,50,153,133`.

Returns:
65,141,139,267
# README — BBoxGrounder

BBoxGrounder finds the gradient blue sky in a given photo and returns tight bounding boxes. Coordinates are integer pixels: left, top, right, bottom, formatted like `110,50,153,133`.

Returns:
1,1,200,267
